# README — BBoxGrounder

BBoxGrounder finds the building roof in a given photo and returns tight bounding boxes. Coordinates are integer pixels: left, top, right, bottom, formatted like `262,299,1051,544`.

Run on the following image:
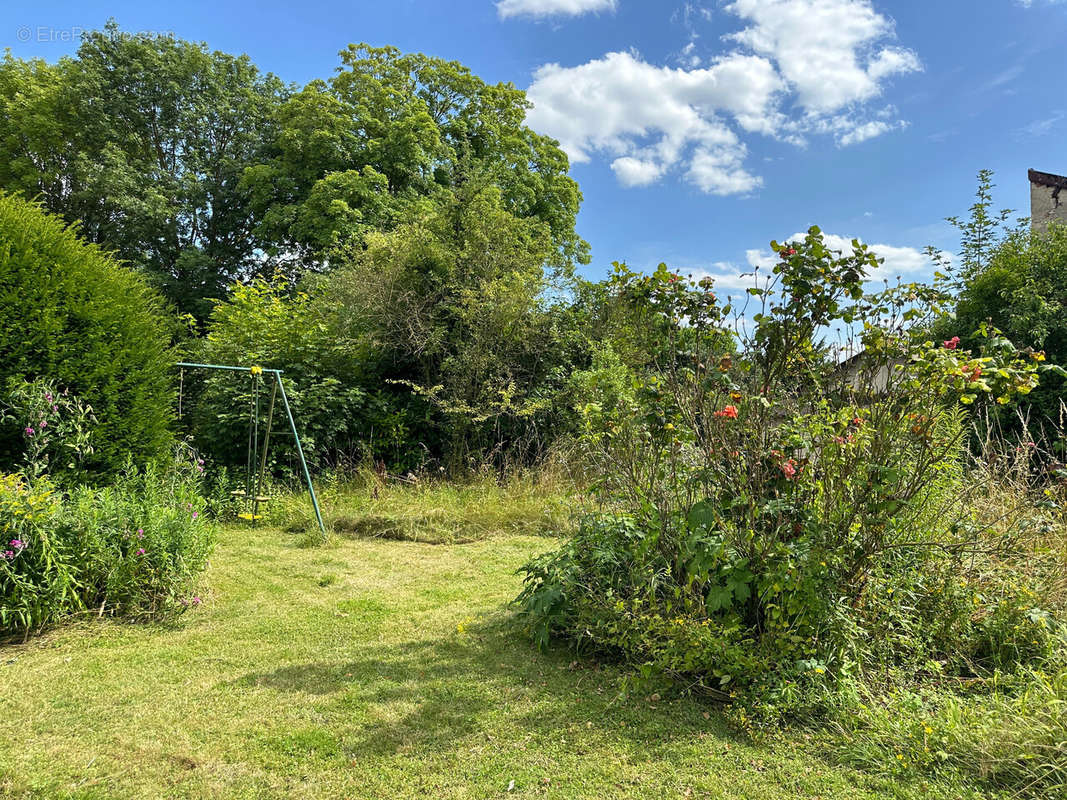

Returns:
1029,168,1067,190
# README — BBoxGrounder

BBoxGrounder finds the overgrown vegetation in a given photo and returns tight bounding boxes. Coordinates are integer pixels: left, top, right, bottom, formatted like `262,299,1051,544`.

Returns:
270,465,576,544
934,172,1067,439
516,228,1067,796
1,390,214,638
0,192,176,475
1,20,1066,796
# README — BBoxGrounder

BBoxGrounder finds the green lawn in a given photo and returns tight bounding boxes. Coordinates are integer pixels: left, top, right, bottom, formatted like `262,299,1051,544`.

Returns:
0,523,994,799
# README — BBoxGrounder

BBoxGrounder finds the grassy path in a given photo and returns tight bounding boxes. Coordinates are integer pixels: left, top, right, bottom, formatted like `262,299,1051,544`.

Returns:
1,526,989,799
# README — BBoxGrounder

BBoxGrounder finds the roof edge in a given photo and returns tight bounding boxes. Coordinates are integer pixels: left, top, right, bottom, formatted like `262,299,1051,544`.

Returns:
1029,168,1067,190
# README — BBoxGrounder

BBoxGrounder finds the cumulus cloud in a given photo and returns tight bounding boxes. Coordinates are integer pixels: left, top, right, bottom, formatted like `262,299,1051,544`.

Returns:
524,0,921,193
725,0,921,113
743,232,933,284
526,51,782,195
496,0,616,19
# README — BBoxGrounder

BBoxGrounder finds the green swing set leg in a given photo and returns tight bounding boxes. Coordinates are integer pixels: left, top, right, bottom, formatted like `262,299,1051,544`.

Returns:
175,362,326,539
275,375,326,537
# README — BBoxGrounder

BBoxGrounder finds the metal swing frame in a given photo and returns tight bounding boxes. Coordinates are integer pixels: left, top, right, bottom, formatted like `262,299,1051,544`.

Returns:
176,361,326,537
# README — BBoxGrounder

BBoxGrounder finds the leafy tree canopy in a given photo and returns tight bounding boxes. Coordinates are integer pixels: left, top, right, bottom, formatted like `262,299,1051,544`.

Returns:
0,31,588,320
242,44,589,276
0,22,287,319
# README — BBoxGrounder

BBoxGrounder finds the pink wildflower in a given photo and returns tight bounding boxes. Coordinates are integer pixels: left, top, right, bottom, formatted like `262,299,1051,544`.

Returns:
944,336,960,350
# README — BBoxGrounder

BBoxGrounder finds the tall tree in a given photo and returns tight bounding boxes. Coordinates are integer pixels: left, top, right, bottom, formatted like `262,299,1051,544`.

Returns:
243,44,589,276
0,23,287,318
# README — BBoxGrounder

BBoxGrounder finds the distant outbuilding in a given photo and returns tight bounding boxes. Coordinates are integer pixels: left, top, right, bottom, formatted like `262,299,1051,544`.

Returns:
1029,168,1067,233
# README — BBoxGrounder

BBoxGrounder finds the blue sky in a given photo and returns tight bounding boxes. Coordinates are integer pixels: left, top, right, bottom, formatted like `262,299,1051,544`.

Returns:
4,0,1066,291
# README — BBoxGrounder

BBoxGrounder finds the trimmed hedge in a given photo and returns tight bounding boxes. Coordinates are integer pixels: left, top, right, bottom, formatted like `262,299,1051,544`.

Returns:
0,192,175,474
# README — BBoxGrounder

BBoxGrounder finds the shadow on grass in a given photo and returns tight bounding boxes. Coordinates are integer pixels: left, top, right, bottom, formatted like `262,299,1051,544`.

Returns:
234,616,736,759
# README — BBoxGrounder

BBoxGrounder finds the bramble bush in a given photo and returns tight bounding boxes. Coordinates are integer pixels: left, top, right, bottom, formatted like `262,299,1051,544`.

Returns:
0,380,214,636
518,228,1064,776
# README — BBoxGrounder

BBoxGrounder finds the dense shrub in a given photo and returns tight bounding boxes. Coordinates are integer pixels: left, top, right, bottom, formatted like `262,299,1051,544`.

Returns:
518,228,1061,726
939,222,1067,438
192,200,588,473
0,192,176,476
0,446,214,635
188,276,376,471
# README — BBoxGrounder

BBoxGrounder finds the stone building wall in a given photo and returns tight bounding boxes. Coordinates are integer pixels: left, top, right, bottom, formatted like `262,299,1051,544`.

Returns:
1030,168,1067,233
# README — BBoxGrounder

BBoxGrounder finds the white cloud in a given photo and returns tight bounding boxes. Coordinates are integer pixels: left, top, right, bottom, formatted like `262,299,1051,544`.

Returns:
612,156,665,187
725,0,920,113
1016,110,1065,138
678,232,932,298
836,119,894,146
679,41,702,68
496,0,615,19
525,0,921,193
984,63,1024,90
526,50,782,195
773,232,932,283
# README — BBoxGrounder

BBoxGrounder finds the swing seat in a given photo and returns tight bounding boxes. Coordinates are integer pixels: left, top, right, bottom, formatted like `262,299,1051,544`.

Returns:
230,489,247,497
236,512,264,521
253,495,271,503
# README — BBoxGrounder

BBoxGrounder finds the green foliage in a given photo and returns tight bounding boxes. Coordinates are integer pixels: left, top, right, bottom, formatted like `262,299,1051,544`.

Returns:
243,44,588,275
0,27,592,473
1,378,96,484
0,446,215,635
327,187,584,468
518,226,1061,729
194,187,587,472
942,221,1067,433
0,192,176,475
943,169,1016,281
0,23,287,319
189,275,374,469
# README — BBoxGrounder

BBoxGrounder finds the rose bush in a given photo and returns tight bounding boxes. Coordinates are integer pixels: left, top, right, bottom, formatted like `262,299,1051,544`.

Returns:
519,227,1063,728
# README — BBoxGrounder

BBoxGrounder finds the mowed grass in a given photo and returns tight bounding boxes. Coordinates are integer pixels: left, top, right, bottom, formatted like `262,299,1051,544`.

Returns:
1,518,996,799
